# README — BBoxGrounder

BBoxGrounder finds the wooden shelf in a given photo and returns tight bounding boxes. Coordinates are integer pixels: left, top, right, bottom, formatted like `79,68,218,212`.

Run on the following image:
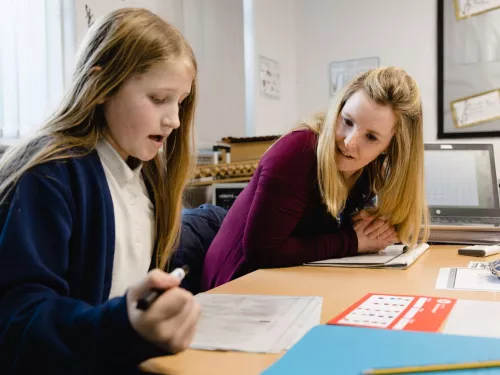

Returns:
189,159,259,186
188,176,252,187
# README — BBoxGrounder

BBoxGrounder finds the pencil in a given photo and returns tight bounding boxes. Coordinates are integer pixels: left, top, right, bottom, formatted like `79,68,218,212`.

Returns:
363,359,500,374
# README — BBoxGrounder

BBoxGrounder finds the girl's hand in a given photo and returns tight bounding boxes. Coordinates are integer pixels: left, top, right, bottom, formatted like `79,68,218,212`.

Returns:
126,269,201,354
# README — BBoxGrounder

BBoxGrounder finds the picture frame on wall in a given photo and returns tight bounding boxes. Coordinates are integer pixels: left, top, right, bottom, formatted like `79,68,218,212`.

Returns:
437,0,500,139
329,56,379,97
259,55,281,99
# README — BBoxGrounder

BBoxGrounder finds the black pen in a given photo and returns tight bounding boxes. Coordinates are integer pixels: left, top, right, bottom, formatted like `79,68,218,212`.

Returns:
136,265,189,311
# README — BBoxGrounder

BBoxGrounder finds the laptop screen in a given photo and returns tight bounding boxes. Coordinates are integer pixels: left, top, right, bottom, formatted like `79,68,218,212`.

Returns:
424,144,500,215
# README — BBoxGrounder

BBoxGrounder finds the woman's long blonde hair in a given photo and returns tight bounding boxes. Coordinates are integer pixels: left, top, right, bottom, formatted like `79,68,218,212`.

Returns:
302,67,429,246
0,8,197,269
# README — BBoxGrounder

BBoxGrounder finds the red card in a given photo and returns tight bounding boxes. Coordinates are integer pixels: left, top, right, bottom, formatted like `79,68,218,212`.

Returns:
328,293,456,332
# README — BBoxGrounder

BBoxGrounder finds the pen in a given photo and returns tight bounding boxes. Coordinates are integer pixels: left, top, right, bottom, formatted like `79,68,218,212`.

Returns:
362,359,500,374
136,265,189,311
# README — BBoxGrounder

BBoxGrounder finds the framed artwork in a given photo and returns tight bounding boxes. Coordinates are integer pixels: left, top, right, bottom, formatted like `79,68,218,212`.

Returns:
259,55,280,99
329,57,379,97
438,0,500,139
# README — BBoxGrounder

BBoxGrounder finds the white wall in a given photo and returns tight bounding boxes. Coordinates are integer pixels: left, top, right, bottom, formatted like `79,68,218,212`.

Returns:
295,0,500,176
74,0,246,149
296,0,436,130
188,0,246,147
74,0,170,43
252,0,297,136
72,0,500,175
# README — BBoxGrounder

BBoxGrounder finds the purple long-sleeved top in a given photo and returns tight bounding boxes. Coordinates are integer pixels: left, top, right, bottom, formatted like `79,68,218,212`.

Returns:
201,130,373,291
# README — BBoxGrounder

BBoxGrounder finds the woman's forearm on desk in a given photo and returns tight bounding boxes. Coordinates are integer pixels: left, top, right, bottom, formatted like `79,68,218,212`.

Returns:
241,171,358,268
243,228,358,268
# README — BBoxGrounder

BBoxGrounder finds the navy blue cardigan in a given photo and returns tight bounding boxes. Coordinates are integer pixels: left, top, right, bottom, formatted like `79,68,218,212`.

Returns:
0,151,166,375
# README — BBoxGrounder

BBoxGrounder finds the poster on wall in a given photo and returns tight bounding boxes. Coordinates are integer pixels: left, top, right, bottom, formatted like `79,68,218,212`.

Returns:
259,55,280,99
329,57,379,97
450,89,500,129
454,0,500,20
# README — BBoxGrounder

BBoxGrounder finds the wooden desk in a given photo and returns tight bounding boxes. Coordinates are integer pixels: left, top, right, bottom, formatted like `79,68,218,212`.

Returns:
141,245,500,375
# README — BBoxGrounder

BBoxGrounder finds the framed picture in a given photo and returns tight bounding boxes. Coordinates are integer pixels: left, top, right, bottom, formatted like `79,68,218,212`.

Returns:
259,55,280,99
329,57,379,97
437,0,500,139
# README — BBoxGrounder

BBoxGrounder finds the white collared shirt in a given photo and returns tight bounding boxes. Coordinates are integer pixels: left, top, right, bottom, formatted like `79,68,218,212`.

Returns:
96,139,155,299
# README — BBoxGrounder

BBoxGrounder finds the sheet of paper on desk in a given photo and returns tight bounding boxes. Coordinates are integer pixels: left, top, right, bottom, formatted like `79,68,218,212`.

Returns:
190,294,323,353
305,243,429,269
281,297,323,350
328,293,456,332
468,261,490,270
435,267,500,292
443,300,500,339
307,244,406,265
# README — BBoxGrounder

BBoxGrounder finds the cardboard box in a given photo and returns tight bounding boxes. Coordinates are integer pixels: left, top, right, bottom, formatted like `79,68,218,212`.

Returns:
220,135,280,162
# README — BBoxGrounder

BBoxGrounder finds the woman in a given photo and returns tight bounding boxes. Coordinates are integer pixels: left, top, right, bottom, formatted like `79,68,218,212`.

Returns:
202,67,429,291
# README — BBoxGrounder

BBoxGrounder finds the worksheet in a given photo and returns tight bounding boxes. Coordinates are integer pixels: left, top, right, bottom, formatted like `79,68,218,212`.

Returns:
436,267,500,292
190,294,323,353
468,261,490,270
306,243,429,269
443,299,500,338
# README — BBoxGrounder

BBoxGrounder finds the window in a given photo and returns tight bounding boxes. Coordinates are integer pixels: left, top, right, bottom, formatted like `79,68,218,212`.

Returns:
0,0,74,142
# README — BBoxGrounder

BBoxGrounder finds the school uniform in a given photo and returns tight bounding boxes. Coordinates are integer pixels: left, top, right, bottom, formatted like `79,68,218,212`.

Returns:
0,140,166,374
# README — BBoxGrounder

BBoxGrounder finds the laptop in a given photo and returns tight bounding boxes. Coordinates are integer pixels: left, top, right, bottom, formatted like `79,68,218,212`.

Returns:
424,143,500,231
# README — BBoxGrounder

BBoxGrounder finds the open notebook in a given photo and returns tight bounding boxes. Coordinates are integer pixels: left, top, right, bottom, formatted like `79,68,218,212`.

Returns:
304,243,430,269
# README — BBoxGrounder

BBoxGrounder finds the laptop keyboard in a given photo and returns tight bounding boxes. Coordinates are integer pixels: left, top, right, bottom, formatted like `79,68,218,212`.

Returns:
430,216,500,225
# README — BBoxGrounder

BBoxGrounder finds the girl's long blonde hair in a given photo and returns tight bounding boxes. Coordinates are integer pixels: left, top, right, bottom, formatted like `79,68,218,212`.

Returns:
302,67,429,246
0,8,197,270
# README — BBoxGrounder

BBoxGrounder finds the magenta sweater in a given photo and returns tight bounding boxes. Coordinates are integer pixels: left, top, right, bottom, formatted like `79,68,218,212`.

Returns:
201,130,373,291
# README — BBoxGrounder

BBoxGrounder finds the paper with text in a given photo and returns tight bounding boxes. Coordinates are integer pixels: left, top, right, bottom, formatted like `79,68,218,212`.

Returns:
328,293,456,332
436,267,500,292
468,261,490,270
190,294,323,353
305,243,429,269
455,0,500,20
443,299,500,338
452,90,500,128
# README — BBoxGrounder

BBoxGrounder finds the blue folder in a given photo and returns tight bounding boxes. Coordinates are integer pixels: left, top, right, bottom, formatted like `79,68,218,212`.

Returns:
262,325,500,374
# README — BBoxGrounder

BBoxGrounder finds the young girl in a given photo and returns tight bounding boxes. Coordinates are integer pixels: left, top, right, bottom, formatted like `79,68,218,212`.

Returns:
202,67,429,291
0,8,201,374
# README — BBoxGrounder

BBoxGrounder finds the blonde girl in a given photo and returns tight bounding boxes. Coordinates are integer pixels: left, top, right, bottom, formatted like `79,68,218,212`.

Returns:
0,8,201,374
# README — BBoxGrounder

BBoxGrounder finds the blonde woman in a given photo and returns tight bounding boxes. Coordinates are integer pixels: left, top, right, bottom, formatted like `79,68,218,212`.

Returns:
0,8,201,374
202,67,429,291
